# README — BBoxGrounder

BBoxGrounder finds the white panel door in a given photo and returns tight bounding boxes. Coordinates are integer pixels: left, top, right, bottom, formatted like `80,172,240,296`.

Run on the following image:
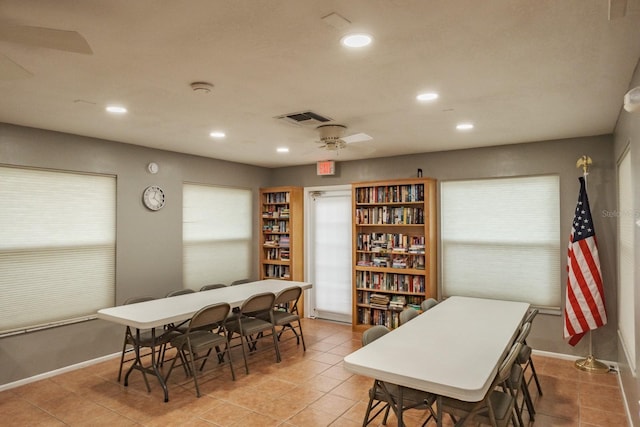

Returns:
305,186,352,323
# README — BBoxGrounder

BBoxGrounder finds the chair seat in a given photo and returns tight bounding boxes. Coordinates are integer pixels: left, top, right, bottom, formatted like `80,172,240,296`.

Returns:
227,317,273,335
135,328,180,347
371,382,436,407
272,310,299,326
170,330,227,352
442,390,513,424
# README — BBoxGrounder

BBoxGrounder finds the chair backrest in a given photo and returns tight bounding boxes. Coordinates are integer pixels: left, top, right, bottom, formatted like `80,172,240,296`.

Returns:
241,292,275,316
523,308,539,324
165,289,195,297
362,325,390,346
399,308,419,325
420,298,438,311
496,342,523,386
188,302,231,332
274,286,302,312
230,279,250,286
515,322,531,344
200,283,227,291
123,296,155,305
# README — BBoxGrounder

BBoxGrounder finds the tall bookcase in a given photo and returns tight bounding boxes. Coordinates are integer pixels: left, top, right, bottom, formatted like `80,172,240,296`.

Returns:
259,186,304,284
352,178,437,331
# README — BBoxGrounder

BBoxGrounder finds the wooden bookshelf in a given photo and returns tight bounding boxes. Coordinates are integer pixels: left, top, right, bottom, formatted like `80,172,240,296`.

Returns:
352,178,437,331
259,186,304,313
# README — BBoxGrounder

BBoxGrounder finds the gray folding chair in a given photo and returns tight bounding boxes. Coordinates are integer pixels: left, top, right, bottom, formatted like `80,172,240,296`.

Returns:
420,298,438,311
362,325,437,427
230,278,250,286
200,283,227,291
226,292,281,374
165,302,235,397
440,342,523,427
271,285,306,350
399,308,419,325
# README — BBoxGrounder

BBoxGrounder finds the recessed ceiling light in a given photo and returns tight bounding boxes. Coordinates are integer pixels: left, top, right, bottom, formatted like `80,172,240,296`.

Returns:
277,147,289,153
341,33,373,48
106,105,127,114
456,123,474,131
209,131,226,138
416,92,439,102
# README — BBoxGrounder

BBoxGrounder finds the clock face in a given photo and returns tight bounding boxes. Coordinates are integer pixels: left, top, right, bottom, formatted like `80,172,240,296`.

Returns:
143,185,165,211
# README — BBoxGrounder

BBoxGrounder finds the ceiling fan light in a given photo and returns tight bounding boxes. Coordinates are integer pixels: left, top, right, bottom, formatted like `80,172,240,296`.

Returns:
341,33,372,48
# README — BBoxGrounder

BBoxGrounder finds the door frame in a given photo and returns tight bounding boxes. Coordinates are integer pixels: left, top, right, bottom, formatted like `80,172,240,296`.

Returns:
303,184,352,319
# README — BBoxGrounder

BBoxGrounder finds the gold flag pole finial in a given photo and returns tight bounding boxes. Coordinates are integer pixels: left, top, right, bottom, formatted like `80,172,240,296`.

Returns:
576,155,592,177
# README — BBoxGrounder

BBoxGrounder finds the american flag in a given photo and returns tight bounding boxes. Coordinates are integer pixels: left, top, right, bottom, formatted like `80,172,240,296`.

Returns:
564,177,607,346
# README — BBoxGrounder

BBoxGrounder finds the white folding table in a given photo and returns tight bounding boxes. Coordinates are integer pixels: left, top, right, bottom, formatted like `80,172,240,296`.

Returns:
343,296,529,426
97,279,312,401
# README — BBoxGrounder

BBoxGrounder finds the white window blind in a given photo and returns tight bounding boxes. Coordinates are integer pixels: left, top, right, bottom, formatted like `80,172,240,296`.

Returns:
617,149,635,371
0,166,116,336
441,175,561,308
183,183,252,289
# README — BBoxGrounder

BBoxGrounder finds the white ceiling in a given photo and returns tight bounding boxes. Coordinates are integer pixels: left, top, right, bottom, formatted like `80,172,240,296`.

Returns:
1,0,639,168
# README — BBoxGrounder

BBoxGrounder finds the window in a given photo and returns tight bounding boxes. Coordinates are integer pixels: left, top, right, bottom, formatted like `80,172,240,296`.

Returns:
0,166,116,336
617,149,635,372
441,175,561,308
183,183,252,288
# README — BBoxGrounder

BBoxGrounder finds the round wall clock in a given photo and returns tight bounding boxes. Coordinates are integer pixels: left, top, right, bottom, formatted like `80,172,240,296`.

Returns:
142,185,165,211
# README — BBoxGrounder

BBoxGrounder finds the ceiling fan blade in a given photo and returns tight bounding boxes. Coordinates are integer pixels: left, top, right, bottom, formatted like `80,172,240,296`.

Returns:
0,53,33,80
0,25,92,54
343,132,373,144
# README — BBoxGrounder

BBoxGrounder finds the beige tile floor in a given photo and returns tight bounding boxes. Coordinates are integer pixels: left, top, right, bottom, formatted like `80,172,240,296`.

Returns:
0,318,629,426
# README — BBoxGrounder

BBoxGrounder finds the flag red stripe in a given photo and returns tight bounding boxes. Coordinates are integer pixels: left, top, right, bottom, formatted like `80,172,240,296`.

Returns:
575,239,604,326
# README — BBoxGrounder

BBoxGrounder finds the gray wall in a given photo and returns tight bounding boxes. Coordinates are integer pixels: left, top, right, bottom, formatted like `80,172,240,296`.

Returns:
270,135,618,361
613,58,640,427
0,123,269,385
0,122,623,398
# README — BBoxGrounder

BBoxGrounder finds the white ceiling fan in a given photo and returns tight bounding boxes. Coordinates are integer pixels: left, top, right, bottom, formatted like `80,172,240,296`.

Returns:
316,124,372,151
0,23,92,80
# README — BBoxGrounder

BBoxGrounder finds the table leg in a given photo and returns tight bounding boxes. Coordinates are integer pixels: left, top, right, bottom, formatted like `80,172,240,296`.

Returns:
150,328,170,402
123,328,170,402
437,395,443,427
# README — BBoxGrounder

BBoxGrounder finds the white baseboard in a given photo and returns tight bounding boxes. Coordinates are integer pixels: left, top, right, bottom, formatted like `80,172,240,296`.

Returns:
0,352,120,392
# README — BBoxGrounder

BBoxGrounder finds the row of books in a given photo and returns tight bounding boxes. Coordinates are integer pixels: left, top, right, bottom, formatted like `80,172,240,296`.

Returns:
357,307,401,329
355,271,426,293
369,293,390,309
263,192,290,204
358,292,424,306
262,220,289,232
355,207,424,225
263,264,290,279
262,206,290,218
355,184,425,204
264,247,289,261
356,233,425,252
356,254,425,270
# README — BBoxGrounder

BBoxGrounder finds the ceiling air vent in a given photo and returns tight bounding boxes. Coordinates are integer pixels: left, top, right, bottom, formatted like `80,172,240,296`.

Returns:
275,111,333,127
